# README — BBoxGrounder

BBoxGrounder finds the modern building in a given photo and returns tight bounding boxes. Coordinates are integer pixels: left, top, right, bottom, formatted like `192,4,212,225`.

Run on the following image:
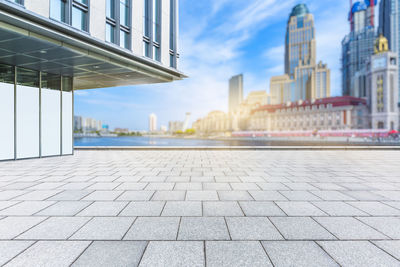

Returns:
149,113,157,132
0,0,183,161
182,112,191,131
228,74,243,113
249,96,369,131
168,120,184,133
342,0,376,97
270,4,330,104
379,0,400,104
366,35,399,130
244,90,270,106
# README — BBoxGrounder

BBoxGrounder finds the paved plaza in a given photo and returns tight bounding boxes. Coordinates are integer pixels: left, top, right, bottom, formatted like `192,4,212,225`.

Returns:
0,150,400,266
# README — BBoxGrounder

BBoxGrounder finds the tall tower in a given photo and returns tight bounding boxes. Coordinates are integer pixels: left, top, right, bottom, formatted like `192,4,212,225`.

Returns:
284,4,316,79
149,113,157,132
342,0,377,97
183,112,191,131
367,35,399,130
228,74,243,113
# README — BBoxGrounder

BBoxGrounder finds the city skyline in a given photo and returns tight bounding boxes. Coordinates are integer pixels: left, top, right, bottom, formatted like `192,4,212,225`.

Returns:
75,0,353,130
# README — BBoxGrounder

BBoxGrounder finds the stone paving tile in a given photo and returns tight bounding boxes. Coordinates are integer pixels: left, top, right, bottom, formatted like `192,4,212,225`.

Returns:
0,201,19,211
152,191,185,201
48,190,93,201
262,241,338,267
82,191,124,201
0,201,55,216
5,241,90,267
248,191,287,201
145,183,175,191
312,201,368,216
310,190,356,201
13,190,61,201
17,217,90,240
342,191,389,201
275,202,327,216
374,191,400,200
139,241,204,267
373,241,400,261
124,217,180,240
358,217,400,239
239,201,286,216
279,191,322,201
257,182,290,191
56,182,93,190
178,217,230,240
87,182,120,190
114,182,147,190
70,217,134,240
206,241,272,267
174,182,202,191
161,201,202,216
73,241,147,267
119,201,165,216
0,241,34,265
186,191,218,201
226,217,283,240
117,191,155,201
218,191,253,201
314,217,388,240
77,201,128,216
384,201,400,210
270,217,336,240
318,241,400,267
203,201,244,216
347,201,400,216
0,217,47,239
203,183,231,190
230,183,260,191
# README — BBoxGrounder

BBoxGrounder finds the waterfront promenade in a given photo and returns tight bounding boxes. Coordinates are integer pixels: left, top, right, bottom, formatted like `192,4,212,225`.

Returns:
0,150,400,266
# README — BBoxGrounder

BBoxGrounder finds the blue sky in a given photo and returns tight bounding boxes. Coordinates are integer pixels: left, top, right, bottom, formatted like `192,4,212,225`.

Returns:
75,0,352,131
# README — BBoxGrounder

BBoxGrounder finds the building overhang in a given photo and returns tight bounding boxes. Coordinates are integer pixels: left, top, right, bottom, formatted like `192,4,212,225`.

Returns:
0,2,186,90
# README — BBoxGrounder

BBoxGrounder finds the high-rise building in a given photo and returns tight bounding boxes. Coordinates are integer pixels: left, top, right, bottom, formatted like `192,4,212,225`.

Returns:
149,113,157,132
367,35,399,130
0,0,184,161
270,4,330,104
379,0,400,104
342,0,377,97
228,74,243,113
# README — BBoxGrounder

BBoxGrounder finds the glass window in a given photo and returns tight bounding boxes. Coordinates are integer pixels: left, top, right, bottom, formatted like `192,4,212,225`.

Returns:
120,30,129,49
107,0,131,49
0,64,15,84
106,0,115,19
17,67,39,87
50,0,67,23
120,0,129,26
143,41,150,57
50,0,89,32
41,73,61,90
7,0,24,5
106,23,115,43
72,5,87,31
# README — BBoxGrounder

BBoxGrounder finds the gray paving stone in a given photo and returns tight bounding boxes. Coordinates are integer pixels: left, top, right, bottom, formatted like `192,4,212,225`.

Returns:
218,191,253,201
70,217,134,240
161,201,202,216
230,183,260,190
56,182,93,190
82,191,123,201
314,217,388,240
358,217,400,239
6,241,90,267
248,191,287,201
87,182,120,190
226,217,283,240
262,241,338,267
117,191,155,201
275,202,327,216
284,183,318,190
139,241,204,267
280,191,321,201
119,201,164,216
115,182,148,190
48,190,93,201
0,191,28,201
0,241,34,266
257,183,290,190
373,241,400,261
342,191,388,201
124,217,180,240
0,201,55,216
318,241,400,267
0,217,46,239
239,202,286,216
203,201,243,216
17,217,90,240
152,191,185,201
310,191,356,201
77,201,128,216
145,183,175,190
174,182,202,191
206,241,272,267
270,217,336,240
186,191,218,201
203,183,231,190
312,201,368,216
73,241,147,267
36,201,92,216
178,217,230,240
347,201,400,216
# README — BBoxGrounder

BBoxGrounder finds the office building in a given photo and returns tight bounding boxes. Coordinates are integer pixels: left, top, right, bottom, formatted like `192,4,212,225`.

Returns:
168,121,184,133
228,74,243,113
149,113,157,132
342,0,376,97
379,0,400,104
0,0,183,161
270,4,330,104
367,35,399,130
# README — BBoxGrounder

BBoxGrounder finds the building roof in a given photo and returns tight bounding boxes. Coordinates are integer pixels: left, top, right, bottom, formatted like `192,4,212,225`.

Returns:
251,96,367,114
289,4,310,18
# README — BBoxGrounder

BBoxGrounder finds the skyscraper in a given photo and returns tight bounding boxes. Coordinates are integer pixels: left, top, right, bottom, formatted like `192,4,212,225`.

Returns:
149,113,158,132
379,0,400,104
270,4,330,104
229,74,244,113
342,0,377,97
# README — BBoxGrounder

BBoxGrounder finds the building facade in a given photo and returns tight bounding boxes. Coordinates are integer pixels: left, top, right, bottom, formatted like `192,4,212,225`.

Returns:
0,0,183,161
342,0,376,97
149,113,157,132
249,97,369,132
367,35,399,130
228,74,243,113
270,4,330,104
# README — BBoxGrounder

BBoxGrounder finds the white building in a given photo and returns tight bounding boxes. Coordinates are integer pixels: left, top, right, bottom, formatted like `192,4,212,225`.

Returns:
0,0,183,161
228,74,243,113
149,113,157,132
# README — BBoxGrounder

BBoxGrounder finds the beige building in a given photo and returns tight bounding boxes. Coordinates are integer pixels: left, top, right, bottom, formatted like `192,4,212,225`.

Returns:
249,97,369,132
192,111,232,134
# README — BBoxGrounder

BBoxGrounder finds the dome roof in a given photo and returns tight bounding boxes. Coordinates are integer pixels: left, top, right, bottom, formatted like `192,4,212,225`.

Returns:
290,4,310,18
